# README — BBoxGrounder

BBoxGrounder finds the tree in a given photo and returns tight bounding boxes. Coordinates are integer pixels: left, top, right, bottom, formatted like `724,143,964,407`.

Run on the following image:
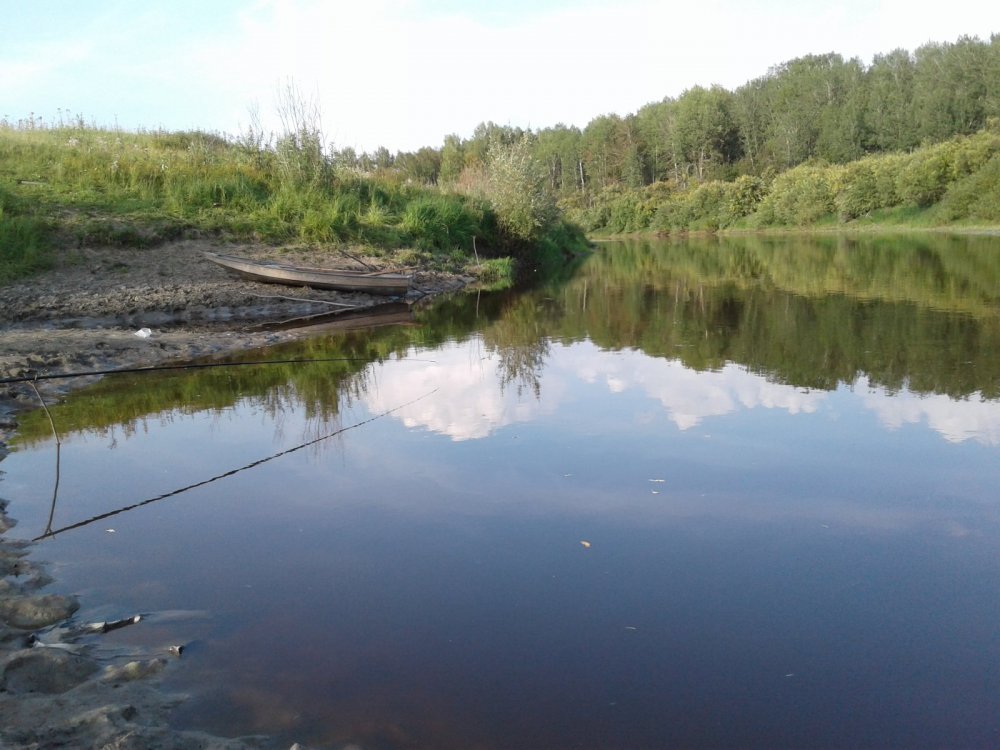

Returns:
864,49,917,152
439,134,465,185
483,134,556,242
764,54,851,168
732,78,773,174
814,56,866,163
913,37,990,141
534,124,585,196
672,86,741,181
396,146,441,185
635,99,677,182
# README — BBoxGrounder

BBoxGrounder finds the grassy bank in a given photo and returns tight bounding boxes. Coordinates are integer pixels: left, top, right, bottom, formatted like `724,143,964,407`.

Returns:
0,124,588,285
569,122,1000,236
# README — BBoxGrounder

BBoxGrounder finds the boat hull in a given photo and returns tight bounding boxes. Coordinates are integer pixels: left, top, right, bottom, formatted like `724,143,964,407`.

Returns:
203,252,411,296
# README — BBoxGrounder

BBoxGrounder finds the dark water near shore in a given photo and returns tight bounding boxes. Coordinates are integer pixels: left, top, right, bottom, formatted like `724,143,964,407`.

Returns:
4,234,1000,749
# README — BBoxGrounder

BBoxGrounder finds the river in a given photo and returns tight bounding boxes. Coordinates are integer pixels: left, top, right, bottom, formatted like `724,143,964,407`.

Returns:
4,233,1000,749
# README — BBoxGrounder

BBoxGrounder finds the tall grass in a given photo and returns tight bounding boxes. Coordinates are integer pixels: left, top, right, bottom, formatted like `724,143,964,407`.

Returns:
0,122,587,282
0,187,53,283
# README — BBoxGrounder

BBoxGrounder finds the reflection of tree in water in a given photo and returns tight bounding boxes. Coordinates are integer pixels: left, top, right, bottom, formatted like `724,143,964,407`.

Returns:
491,338,550,399
481,294,558,400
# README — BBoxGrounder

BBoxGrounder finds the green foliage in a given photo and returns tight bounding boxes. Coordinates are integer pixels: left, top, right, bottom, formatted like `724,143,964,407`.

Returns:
474,256,516,289
896,132,1000,207
754,163,842,225
400,194,480,252
577,123,1000,233
934,154,1000,221
0,213,52,283
897,148,955,206
0,186,52,281
482,135,558,243
0,123,586,278
836,161,881,219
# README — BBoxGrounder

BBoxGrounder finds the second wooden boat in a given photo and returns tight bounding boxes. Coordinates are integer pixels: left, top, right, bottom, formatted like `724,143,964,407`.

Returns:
203,251,412,296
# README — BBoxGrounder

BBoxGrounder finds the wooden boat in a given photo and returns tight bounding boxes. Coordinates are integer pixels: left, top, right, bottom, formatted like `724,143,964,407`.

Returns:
203,251,412,296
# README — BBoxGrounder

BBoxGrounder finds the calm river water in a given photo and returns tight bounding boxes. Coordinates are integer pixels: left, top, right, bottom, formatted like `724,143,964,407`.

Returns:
4,234,1000,749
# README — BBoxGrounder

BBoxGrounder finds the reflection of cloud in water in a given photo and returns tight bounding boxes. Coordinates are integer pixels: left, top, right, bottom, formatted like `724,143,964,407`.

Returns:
567,347,825,430
367,340,1000,446
857,377,1000,446
364,342,555,441
367,340,824,439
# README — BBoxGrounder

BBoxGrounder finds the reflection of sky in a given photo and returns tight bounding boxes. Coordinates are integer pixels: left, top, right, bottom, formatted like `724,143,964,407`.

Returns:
5,333,1000,749
364,342,559,440
365,338,1000,446
857,376,1000,446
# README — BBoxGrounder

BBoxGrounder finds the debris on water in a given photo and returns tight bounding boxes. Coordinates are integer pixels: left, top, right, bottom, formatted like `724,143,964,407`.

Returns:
649,479,665,483
580,540,592,548
84,614,141,634
134,327,152,338
105,528,116,533
785,673,795,678
651,490,660,495
624,626,637,631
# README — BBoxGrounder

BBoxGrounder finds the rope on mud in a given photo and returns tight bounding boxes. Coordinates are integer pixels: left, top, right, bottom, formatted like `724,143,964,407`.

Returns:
32,388,439,541
0,356,437,385
27,381,62,536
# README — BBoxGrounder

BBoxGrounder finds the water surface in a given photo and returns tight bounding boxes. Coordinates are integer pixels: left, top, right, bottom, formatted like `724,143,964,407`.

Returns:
4,234,1000,749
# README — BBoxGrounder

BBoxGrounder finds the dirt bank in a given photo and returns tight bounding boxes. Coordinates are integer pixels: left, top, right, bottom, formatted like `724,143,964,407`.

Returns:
0,239,468,750
0,239,468,405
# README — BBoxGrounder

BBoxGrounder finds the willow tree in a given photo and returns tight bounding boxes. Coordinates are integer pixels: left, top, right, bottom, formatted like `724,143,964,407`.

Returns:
483,134,557,242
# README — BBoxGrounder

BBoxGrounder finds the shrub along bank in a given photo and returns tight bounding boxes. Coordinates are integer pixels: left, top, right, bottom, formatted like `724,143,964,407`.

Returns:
570,121,1000,235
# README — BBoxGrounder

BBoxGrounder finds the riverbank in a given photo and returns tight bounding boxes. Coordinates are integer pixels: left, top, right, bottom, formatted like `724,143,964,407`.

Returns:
0,239,469,404
0,239,469,750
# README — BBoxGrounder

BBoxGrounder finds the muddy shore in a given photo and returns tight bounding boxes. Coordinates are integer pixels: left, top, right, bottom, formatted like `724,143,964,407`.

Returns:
0,239,469,406
0,240,469,750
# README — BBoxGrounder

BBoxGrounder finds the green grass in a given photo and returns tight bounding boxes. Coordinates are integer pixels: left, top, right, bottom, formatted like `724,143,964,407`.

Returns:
0,214,53,283
0,124,586,284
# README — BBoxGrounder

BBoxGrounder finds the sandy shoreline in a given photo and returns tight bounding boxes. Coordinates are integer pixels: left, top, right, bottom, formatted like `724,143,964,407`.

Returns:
0,240,468,750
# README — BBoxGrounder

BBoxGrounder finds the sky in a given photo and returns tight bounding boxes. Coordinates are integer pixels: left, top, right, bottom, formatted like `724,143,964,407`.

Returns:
1,0,996,153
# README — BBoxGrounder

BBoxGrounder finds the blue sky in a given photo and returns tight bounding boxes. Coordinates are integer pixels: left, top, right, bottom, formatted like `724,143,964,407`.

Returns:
1,0,995,152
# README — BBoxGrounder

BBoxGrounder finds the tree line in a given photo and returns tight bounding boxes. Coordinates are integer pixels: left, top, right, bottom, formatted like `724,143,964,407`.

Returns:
335,34,999,203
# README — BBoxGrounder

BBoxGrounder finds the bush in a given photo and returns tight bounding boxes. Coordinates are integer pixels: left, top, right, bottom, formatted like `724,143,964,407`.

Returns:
482,135,557,242
836,161,879,220
897,148,954,207
935,154,1000,221
755,164,841,225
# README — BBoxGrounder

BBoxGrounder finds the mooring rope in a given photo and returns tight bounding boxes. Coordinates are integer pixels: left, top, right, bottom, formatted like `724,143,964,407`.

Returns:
33,388,438,541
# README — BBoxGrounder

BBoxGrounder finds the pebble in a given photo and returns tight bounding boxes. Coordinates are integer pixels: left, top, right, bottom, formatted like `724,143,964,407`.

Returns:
1,648,99,694
103,658,168,683
0,593,80,630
